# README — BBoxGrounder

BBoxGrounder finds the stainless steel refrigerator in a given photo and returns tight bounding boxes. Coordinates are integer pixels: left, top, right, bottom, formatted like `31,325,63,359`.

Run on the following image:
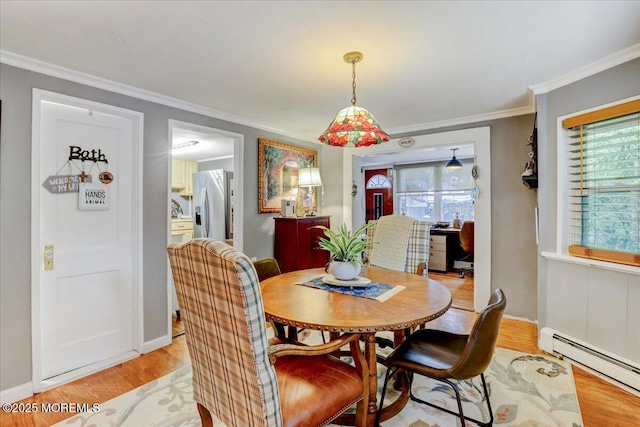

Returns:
193,170,233,241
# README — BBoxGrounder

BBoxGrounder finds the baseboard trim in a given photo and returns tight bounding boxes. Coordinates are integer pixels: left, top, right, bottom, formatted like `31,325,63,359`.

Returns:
143,334,172,354
0,382,33,405
450,303,475,312
504,314,537,324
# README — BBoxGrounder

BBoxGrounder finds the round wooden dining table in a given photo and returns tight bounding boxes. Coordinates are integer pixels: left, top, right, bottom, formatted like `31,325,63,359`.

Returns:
261,267,452,427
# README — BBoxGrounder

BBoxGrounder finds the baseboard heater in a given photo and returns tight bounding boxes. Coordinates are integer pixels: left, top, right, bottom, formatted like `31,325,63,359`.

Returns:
539,327,640,394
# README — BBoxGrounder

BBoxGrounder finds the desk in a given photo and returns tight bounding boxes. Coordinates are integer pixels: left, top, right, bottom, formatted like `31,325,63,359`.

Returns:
429,228,463,272
261,267,452,427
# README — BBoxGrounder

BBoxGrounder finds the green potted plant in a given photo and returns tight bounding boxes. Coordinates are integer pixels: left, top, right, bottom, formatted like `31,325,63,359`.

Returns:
314,222,374,280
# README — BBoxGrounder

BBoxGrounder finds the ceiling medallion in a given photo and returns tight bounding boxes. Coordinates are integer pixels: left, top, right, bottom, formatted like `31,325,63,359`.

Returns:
397,137,415,148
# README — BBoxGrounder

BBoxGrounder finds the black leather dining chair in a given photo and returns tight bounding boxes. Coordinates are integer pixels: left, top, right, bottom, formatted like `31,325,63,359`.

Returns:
253,257,325,343
376,288,506,427
253,257,293,339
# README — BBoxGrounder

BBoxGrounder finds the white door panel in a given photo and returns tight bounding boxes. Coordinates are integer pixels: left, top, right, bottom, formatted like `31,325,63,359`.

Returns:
38,99,136,380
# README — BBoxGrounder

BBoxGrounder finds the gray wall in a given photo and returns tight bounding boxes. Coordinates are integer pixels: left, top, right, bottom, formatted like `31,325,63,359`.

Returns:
536,58,640,364
0,63,317,391
319,145,346,222
395,115,539,320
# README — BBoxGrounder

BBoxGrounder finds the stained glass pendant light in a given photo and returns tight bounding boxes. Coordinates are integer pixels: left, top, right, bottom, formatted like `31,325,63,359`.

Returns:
318,51,390,147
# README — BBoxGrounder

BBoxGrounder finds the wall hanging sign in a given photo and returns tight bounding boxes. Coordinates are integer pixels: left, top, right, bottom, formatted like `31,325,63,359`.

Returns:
44,145,114,194
78,183,109,210
42,174,92,194
99,171,114,184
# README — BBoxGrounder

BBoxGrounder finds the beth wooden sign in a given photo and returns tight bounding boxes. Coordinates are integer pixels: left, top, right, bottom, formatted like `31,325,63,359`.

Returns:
42,175,92,194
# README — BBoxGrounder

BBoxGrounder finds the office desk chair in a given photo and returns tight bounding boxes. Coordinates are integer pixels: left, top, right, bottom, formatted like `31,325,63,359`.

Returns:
455,220,474,278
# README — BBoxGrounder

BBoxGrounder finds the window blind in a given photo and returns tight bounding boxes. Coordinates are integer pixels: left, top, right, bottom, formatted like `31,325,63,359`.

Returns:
564,101,640,266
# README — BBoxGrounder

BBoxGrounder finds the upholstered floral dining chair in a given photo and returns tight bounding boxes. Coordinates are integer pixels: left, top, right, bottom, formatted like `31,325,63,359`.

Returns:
168,239,368,427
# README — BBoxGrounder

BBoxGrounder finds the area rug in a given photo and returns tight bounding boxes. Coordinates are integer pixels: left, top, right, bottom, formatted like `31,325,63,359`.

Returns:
54,336,583,427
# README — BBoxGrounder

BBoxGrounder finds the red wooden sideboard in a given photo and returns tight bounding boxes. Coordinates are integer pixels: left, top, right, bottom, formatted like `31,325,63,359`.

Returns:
274,216,331,273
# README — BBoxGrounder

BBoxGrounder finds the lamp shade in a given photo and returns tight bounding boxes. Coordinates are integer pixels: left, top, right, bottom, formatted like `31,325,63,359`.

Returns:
298,167,322,187
446,148,464,169
446,157,463,169
318,105,390,148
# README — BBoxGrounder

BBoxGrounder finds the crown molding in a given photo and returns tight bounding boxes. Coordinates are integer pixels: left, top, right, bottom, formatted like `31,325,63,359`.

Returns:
530,43,640,95
0,50,312,142
386,90,536,136
5,45,637,142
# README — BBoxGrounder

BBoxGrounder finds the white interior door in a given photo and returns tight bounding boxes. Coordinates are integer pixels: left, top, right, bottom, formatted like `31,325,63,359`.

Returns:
35,94,141,381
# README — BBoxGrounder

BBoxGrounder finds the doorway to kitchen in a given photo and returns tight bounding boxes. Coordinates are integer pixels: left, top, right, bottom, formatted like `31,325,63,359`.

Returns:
167,120,244,340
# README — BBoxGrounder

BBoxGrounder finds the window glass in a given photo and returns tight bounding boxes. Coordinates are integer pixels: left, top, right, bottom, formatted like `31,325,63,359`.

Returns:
564,101,640,266
366,174,392,189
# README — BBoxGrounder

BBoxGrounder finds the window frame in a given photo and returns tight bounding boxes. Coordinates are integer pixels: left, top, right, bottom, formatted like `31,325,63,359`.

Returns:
559,97,640,267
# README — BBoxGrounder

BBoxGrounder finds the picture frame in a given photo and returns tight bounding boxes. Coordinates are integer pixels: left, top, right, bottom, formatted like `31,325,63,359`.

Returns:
258,138,318,214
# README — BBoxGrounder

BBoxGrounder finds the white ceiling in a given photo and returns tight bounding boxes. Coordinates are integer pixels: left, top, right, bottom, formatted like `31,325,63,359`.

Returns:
171,126,234,161
358,144,474,168
2,1,639,158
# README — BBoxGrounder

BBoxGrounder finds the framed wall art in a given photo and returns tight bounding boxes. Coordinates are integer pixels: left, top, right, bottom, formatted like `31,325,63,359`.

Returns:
258,138,317,214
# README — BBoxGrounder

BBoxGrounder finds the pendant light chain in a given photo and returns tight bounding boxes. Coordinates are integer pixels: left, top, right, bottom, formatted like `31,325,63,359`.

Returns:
351,60,357,106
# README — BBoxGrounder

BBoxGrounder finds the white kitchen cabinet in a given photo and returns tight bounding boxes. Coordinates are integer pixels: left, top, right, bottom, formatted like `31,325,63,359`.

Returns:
171,159,197,196
181,161,197,196
171,218,194,243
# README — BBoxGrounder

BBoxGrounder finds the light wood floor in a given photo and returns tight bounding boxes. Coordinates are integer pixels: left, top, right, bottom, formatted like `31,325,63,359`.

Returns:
428,270,474,311
2,309,638,426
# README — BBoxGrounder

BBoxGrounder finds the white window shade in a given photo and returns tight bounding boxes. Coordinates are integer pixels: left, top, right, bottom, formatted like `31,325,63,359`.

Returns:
395,159,474,222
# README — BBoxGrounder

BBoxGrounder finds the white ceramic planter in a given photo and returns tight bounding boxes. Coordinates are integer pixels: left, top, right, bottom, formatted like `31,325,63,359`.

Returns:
328,260,362,280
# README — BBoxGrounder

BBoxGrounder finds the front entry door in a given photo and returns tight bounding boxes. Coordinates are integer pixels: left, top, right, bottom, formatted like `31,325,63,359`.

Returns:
364,168,393,222
34,91,142,382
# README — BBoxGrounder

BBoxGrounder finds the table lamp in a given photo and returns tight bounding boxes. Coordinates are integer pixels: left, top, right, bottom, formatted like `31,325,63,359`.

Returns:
298,166,322,216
